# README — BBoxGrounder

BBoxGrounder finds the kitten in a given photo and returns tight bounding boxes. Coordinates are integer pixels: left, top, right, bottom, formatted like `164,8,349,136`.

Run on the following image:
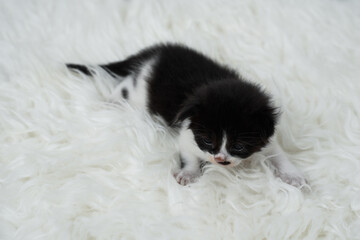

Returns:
67,43,307,187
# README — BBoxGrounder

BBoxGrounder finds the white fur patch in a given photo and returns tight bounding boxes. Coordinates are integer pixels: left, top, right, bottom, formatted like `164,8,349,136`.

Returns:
109,59,156,109
178,120,208,161
214,133,242,167
129,59,156,108
109,75,134,102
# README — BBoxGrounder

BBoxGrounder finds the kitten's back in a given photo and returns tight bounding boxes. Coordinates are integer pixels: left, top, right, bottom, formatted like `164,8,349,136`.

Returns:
145,44,240,124
67,43,252,125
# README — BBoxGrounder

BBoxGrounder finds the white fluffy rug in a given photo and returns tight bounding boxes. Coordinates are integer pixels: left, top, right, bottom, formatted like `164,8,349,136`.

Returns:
1,0,360,239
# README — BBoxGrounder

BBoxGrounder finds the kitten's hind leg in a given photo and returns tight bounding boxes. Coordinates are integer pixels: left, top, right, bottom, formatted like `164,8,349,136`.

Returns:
173,153,202,186
109,75,134,102
67,62,134,103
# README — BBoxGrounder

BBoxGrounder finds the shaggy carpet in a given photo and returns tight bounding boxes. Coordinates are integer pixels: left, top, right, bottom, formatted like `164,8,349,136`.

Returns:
1,0,360,239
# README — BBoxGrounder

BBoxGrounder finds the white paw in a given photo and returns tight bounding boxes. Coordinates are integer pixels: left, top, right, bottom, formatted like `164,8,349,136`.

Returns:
276,171,308,188
173,169,201,186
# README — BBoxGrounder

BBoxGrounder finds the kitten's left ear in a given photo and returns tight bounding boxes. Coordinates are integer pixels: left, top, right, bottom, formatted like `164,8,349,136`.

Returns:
172,96,199,125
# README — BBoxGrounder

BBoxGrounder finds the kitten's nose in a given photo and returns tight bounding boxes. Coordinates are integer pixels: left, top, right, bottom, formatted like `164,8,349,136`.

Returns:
214,153,230,165
214,156,226,162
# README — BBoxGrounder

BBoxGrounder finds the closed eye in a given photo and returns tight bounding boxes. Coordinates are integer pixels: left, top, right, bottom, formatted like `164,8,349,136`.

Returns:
202,137,213,146
231,143,245,152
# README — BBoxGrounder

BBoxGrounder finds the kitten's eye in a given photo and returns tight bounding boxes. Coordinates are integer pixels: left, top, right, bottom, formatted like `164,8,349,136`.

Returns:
232,143,244,152
202,137,213,146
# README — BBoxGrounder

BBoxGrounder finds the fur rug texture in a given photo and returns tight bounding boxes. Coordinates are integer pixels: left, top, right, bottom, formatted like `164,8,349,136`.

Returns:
1,0,360,239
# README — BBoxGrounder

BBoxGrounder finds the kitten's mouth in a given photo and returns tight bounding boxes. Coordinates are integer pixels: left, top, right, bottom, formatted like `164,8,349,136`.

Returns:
218,161,231,166
209,156,236,167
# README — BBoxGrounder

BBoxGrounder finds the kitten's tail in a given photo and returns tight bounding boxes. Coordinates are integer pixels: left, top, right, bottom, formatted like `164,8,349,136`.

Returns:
67,60,133,78
66,63,95,76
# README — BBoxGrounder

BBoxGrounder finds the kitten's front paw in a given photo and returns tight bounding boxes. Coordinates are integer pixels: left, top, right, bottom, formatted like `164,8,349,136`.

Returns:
173,169,201,186
276,171,308,188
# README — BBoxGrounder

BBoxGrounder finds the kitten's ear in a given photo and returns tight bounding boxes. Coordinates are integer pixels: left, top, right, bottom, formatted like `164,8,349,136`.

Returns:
172,97,199,125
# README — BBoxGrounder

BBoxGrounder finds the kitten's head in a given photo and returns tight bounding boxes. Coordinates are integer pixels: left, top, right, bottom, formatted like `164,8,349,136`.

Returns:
176,80,278,166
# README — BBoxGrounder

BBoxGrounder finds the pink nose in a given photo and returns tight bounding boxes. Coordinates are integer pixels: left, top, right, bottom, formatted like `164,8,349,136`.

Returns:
215,156,226,163
214,153,231,165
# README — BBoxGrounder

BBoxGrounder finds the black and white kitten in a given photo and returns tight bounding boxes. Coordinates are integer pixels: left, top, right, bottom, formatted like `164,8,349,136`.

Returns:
67,43,307,187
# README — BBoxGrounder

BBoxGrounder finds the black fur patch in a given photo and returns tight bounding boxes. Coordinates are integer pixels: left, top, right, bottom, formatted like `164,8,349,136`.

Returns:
180,155,186,169
121,88,129,100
